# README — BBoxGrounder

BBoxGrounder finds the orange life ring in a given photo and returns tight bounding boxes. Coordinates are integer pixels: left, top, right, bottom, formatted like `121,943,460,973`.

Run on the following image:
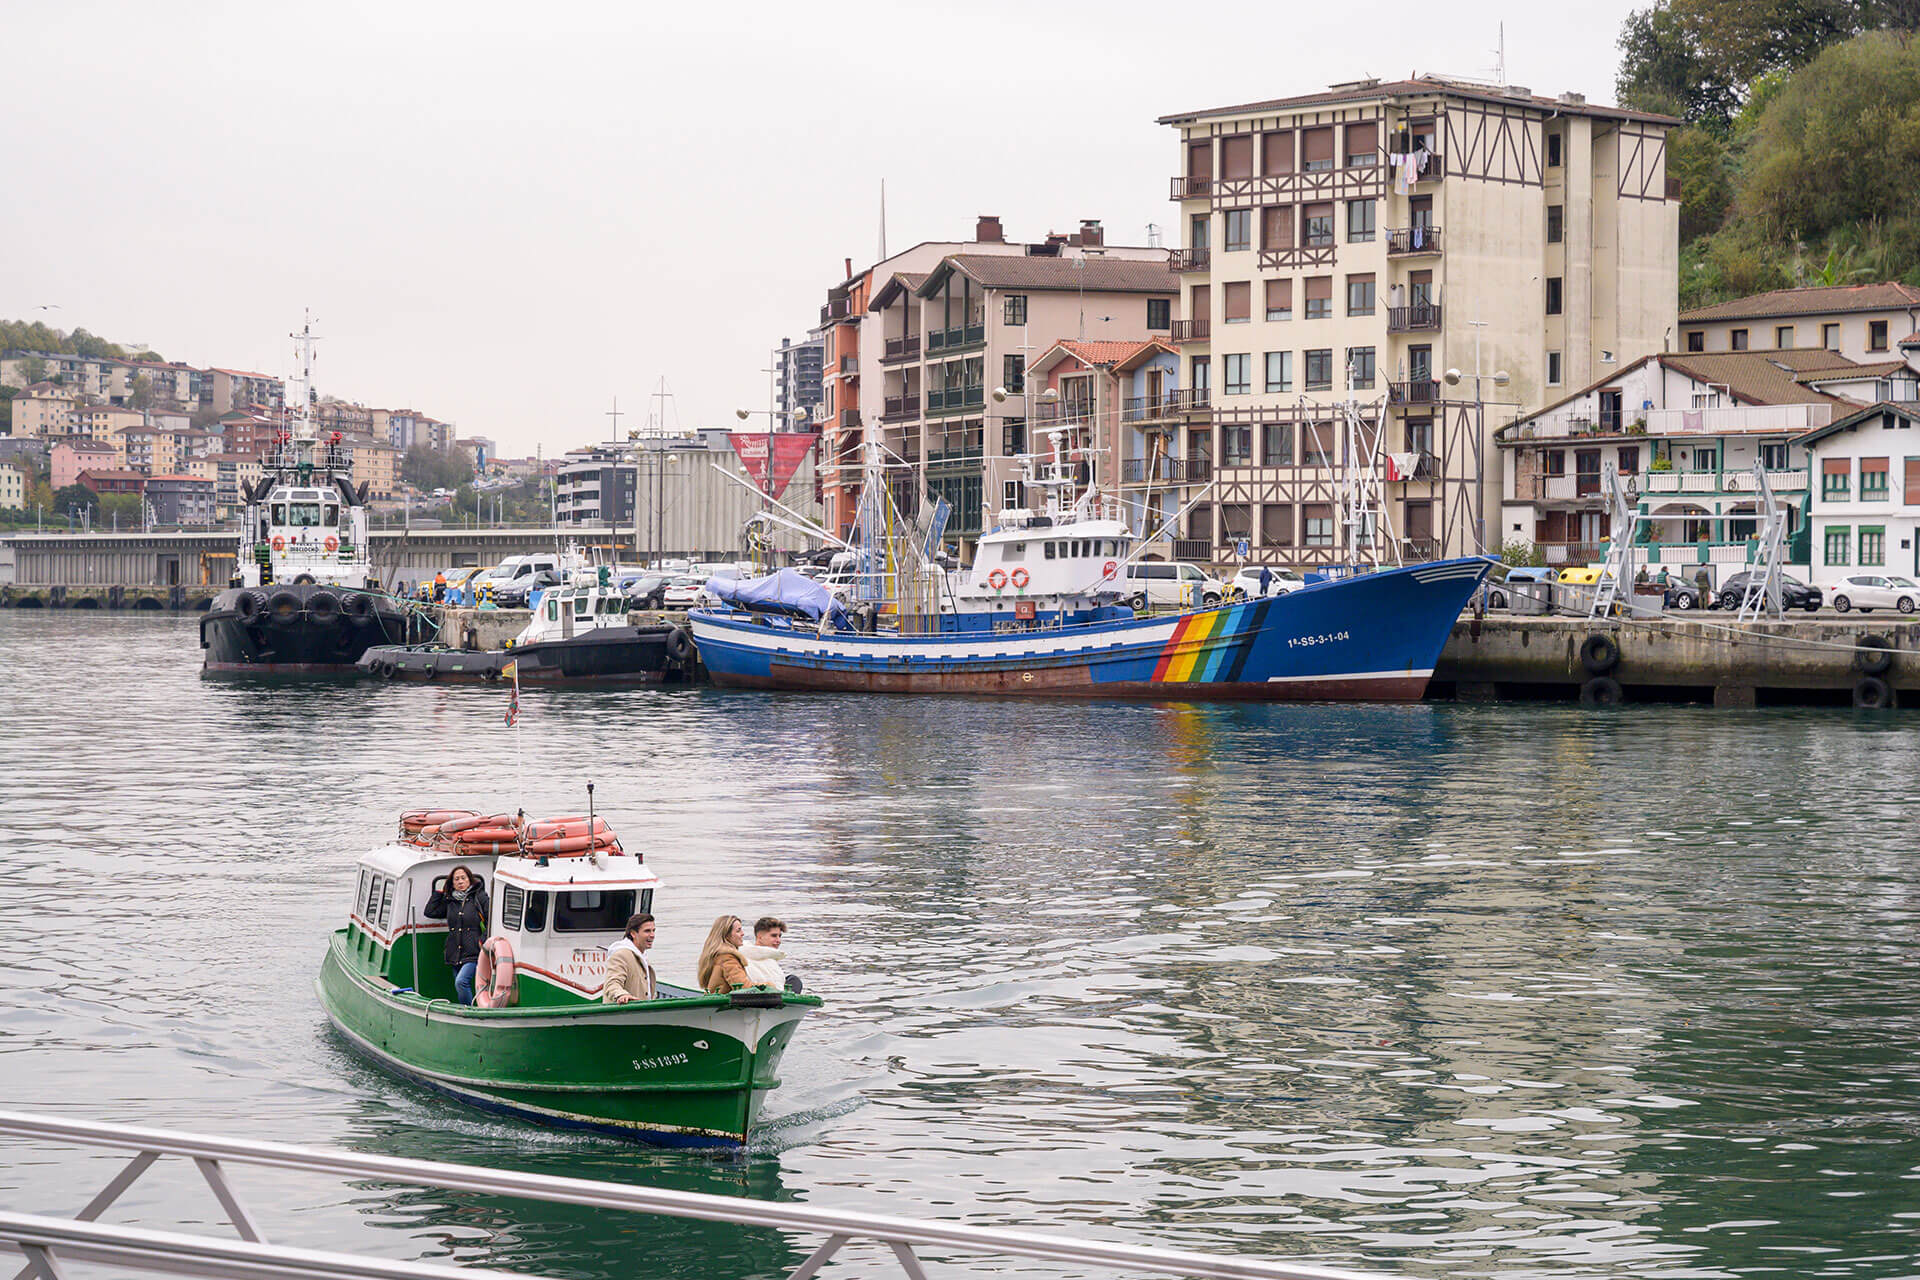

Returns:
1102,560,1118,580
272,536,285,552
439,813,515,835
324,535,339,552
987,569,1008,590
474,936,517,1008
526,833,622,856
1010,567,1030,589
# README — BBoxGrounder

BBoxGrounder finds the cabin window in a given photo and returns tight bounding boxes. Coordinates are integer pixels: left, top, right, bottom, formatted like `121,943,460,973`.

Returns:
322,504,339,526
1044,542,1057,559
501,884,525,930
355,870,371,915
377,878,397,930
547,599,560,621
271,504,288,524
554,888,638,932
573,598,589,617
289,503,322,527
364,874,384,922
524,891,549,932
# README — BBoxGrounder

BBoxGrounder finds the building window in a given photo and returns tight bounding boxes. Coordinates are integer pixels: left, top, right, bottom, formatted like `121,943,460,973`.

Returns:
1191,356,1210,392
1302,204,1334,247
1686,330,1705,352
1264,351,1292,393
1862,457,1890,496
1223,281,1251,324
1545,450,1566,476
1761,442,1790,470
1147,298,1171,330
1303,503,1335,546
1223,209,1252,252
1190,214,1210,251
1823,323,1840,350
1003,295,1027,325
1003,355,1025,393
1546,131,1562,167
1346,274,1376,316
1261,503,1294,545
1545,278,1563,316
1775,325,1794,349
1860,526,1886,565
1265,279,1292,321
1263,130,1294,176
1825,526,1851,566
1222,353,1251,396
1870,320,1890,351
1003,480,1022,509
1346,346,1376,390
1222,426,1253,466
1547,205,1563,244
1002,419,1026,455
1347,199,1375,242
1823,460,1851,499
1406,417,1432,454
1302,126,1335,172
1304,276,1332,319
1618,446,1640,474
1263,424,1293,465
1547,351,1563,385
1730,328,1750,351
1305,349,1333,390
1695,445,1718,471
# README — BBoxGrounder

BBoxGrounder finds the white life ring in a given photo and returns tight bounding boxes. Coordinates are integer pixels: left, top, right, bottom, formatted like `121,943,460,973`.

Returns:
1010,567,1030,589
474,935,517,1008
987,569,1008,590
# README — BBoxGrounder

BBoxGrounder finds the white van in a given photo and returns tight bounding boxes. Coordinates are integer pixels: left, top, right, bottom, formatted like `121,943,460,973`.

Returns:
477,554,563,593
1123,562,1226,609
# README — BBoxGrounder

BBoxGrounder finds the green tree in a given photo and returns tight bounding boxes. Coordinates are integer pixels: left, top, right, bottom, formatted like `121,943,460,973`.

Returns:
66,328,119,360
98,493,142,525
52,484,94,516
1618,4,1740,123
1667,126,1734,240
128,373,155,411
14,355,48,385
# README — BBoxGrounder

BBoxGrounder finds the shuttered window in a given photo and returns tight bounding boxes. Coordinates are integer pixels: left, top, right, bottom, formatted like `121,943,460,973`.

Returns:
1223,282,1251,322
1303,203,1334,246
1861,457,1889,496
1304,275,1332,319
1187,141,1211,180
1262,131,1294,176
1262,205,1293,250
1304,421,1336,465
1823,457,1852,499
1905,458,1920,505
1301,127,1335,171
1221,503,1252,538
1262,503,1294,545
1221,134,1254,180
1265,279,1292,320
1344,122,1378,167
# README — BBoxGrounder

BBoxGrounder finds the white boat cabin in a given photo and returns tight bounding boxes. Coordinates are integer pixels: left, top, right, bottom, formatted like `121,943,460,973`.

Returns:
514,582,634,646
240,482,374,588
343,843,662,1006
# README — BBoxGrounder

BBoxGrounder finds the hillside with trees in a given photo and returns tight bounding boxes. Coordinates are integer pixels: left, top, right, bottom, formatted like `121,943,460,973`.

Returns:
0,319,162,366
1618,2,1920,306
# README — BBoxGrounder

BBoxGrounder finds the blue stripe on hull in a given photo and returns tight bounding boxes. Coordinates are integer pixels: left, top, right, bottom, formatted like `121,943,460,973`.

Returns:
691,557,1487,699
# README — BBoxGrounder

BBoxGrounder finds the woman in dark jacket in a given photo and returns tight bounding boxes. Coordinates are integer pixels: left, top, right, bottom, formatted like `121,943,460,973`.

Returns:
423,865,489,1005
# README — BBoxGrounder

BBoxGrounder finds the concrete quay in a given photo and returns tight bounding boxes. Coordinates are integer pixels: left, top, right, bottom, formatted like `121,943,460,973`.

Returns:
1435,614,1917,707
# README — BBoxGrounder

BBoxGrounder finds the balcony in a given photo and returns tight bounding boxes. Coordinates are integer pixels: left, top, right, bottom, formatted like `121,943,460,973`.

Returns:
819,297,853,324
1387,304,1443,333
1121,456,1213,484
839,408,860,429
1385,225,1442,256
1034,400,1095,426
1388,379,1442,406
838,355,858,376
1170,176,1213,200
1171,318,1210,344
1401,536,1441,562
1168,247,1210,273
1173,538,1213,561
925,386,986,414
881,335,921,364
1122,388,1212,422
926,323,986,353
881,395,919,423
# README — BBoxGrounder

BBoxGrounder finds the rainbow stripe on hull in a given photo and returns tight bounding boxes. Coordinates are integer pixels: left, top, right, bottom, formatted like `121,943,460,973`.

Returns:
690,557,1487,701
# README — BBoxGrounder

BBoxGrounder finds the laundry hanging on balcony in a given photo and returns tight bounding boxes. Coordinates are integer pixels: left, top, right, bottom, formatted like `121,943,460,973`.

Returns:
1384,452,1422,482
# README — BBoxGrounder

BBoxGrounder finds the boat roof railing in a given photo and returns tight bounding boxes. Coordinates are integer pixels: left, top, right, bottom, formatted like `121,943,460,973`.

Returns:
0,1108,1391,1280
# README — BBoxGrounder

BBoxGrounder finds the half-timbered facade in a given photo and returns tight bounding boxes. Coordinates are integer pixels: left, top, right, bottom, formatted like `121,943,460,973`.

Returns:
1158,74,1681,569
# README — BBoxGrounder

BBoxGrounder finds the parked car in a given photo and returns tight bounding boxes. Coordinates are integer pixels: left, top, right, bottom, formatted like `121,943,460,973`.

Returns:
494,569,565,609
1229,566,1306,598
662,576,706,609
1825,573,1920,614
1123,562,1226,609
1660,576,1707,610
622,572,672,609
1716,571,1823,612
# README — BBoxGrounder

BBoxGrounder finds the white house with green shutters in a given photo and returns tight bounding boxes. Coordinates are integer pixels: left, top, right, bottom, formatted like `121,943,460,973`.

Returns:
1797,401,1920,583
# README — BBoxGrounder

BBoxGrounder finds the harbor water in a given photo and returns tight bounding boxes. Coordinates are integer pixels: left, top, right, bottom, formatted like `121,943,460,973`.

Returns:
2,610,1917,1279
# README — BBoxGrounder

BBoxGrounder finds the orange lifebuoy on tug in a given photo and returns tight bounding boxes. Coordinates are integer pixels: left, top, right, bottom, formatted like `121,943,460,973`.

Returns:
272,536,285,552
987,569,1008,590
1010,567,1030,589
324,535,338,552
475,935,517,1008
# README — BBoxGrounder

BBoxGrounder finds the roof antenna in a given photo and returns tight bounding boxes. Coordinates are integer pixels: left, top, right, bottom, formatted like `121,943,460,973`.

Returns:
586,780,595,839
878,179,888,262
1493,22,1506,86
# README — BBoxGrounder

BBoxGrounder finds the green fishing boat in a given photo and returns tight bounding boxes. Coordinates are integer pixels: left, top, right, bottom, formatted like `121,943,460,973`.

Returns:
315,807,821,1147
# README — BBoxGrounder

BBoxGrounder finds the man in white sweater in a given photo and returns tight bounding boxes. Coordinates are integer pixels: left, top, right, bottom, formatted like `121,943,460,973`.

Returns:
740,916,799,992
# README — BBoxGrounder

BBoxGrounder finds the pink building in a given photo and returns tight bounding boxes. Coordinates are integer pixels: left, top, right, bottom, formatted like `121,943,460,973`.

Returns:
52,438,121,490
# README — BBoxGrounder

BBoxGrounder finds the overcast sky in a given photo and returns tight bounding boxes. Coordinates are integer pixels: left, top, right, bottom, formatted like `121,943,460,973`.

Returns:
5,0,1643,456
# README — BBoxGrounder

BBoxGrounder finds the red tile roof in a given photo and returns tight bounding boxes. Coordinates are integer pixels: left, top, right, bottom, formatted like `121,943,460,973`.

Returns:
1158,74,1679,128
1679,282,1920,323
925,254,1177,295
1054,340,1161,366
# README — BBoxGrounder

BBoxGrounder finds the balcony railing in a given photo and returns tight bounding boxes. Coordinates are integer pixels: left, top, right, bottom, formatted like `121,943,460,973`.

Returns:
1385,225,1442,255
1387,304,1442,333
881,395,919,423
1171,318,1210,343
1173,537,1213,561
839,408,860,429
925,386,986,413
1168,247,1210,272
1033,400,1095,426
1122,456,1212,484
1401,536,1441,562
1170,176,1213,200
1389,379,1441,405
882,335,921,363
1122,388,1212,422
926,323,986,353
838,355,858,375
819,297,852,324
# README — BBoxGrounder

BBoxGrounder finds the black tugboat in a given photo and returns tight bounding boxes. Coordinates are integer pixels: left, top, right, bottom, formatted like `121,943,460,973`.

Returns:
200,319,423,674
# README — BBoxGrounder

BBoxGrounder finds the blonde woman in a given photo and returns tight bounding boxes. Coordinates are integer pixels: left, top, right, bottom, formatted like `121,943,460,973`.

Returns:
697,914,750,993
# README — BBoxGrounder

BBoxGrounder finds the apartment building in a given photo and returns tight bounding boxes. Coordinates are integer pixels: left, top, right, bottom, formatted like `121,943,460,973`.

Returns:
1159,74,1680,567
206,453,266,516
1798,401,1920,581
1680,283,1920,363
1021,338,1182,535
145,474,217,525
348,434,400,499
52,438,123,489
385,409,454,453
0,462,25,511
1496,347,1920,573
775,334,826,426
207,368,285,416
11,383,80,438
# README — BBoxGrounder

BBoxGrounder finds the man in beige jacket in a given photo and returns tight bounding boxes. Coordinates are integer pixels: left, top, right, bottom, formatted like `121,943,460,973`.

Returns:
603,913,657,1002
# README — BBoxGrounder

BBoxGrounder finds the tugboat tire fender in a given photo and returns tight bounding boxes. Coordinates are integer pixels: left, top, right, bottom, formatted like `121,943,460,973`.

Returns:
235,591,260,620
267,591,302,626
309,590,341,624
474,936,517,1008
293,573,317,585
343,592,372,620
664,627,692,662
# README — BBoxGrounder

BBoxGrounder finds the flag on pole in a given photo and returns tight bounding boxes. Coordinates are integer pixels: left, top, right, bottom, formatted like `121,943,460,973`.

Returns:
502,660,520,726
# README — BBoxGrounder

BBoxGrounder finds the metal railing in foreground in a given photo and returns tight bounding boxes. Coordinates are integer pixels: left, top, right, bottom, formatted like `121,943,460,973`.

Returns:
0,1109,1390,1280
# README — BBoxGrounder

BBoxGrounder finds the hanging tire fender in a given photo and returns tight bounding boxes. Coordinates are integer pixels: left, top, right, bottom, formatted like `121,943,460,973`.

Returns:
1853,635,1894,675
1579,633,1621,675
1579,675,1624,706
1853,675,1893,708
664,627,692,662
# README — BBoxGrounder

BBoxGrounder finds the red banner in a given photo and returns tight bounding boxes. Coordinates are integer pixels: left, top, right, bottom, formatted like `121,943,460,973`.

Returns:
727,432,818,501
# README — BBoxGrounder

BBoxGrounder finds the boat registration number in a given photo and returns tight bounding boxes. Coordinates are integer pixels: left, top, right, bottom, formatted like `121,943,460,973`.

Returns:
632,1053,690,1071
1287,631,1351,648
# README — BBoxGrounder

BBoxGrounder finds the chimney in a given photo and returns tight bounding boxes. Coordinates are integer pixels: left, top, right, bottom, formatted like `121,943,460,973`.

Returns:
844,256,853,279
1079,219,1104,248
1558,91,1586,106
975,214,1004,243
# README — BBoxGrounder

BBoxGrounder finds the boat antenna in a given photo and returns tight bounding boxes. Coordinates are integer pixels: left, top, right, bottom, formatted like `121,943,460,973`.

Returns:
586,781,595,837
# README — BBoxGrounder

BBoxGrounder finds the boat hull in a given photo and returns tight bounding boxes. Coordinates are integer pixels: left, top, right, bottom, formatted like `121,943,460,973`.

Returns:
316,935,811,1146
690,558,1488,701
202,584,420,674
358,626,687,685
